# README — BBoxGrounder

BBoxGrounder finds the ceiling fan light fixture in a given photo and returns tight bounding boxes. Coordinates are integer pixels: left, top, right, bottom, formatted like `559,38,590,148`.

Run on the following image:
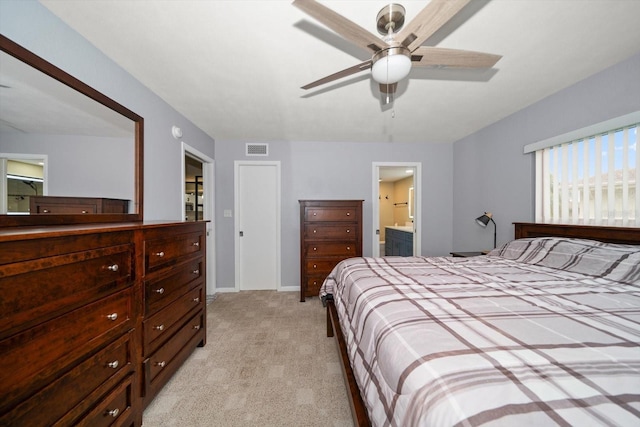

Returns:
371,47,411,84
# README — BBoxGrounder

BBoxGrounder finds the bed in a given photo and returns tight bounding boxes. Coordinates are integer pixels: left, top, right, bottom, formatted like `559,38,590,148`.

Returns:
321,223,640,426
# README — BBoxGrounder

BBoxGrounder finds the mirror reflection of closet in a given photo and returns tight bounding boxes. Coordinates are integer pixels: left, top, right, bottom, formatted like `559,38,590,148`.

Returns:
0,156,46,214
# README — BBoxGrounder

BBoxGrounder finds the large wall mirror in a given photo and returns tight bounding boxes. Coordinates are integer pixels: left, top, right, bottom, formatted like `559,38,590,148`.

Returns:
0,34,143,226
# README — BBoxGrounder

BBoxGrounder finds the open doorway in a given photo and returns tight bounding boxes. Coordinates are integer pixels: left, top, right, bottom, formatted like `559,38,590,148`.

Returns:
184,155,203,221
372,162,421,257
182,143,215,296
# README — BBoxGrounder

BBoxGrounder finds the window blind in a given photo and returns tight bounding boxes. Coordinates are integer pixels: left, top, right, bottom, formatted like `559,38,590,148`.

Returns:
534,123,638,226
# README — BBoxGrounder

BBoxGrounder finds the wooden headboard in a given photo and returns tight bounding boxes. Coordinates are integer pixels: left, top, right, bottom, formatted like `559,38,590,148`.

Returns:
514,223,640,245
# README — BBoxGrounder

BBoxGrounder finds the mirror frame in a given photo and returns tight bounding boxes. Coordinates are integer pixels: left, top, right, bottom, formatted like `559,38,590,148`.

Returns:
0,34,143,227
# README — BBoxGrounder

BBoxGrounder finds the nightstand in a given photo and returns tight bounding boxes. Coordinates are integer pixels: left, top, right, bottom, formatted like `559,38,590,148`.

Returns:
450,251,485,257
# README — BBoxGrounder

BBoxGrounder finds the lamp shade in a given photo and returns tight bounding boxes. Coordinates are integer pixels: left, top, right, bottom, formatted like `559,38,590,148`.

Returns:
371,48,411,84
475,212,492,227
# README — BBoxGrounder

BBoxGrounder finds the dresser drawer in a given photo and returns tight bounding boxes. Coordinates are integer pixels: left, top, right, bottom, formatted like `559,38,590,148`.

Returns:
144,231,204,272
144,258,203,316
144,310,204,387
0,244,133,338
74,374,135,427
305,206,358,222
1,332,133,426
306,276,328,296
303,223,358,240
143,286,203,353
0,288,133,406
304,242,357,257
306,259,341,275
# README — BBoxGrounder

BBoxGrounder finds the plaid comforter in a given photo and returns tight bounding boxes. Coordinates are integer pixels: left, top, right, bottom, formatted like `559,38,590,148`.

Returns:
320,237,640,426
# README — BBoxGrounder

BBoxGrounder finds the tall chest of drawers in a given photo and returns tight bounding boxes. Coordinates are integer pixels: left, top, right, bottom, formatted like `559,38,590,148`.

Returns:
299,200,363,302
140,222,206,407
0,227,140,427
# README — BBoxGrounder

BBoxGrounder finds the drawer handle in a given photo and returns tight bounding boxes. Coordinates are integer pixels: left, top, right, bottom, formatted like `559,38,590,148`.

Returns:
313,229,317,233
313,247,317,251
313,212,317,216
193,297,200,303
192,269,200,275
154,324,165,331
192,241,200,247
346,229,350,233
313,264,317,268
106,313,118,321
42,209,50,213
347,246,351,250
107,264,119,272
313,281,318,285
155,251,165,257
193,325,201,330
81,210,88,214
155,287,165,294
107,408,119,418
346,212,350,216
107,360,119,369
156,361,166,368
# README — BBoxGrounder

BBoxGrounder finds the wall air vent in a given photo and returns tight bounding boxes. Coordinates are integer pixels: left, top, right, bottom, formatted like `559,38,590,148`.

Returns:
246,143,268,156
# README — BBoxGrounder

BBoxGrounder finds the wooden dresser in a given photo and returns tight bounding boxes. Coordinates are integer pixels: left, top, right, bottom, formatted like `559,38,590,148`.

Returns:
299,200,363,302
0,221,207,426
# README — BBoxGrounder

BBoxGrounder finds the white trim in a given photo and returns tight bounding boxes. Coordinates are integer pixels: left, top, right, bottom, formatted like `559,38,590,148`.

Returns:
372,162,422,257
234,160,281,292
181,142,216,296
523,111,640,153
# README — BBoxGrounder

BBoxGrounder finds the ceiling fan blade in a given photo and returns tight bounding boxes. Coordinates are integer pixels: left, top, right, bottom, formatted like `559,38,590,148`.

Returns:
411,46,501,68
396,0,471,52
301,60,372,90
293,0,386,53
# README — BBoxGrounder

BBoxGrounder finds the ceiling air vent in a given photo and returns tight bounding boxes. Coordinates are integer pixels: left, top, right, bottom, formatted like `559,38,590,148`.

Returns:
246,143,268,156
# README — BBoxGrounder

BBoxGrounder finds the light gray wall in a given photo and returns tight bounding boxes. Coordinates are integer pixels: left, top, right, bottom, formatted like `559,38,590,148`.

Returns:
452,52,640,251
214,140,453,289
1,0,216,221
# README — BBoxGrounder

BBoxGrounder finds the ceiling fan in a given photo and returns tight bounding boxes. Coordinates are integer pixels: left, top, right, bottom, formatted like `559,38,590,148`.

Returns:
293,0,501,104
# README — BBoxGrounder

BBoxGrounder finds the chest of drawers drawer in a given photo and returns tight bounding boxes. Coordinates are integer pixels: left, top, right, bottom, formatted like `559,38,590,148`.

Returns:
143,310,204,396
0,288,133,407
304,242,358,257
0,244,133,338
305,206,358,222
144,231,204,272
143,285,203,353
74,374,135,427
303,223,358,240
144,258,203,316
1,332,133,426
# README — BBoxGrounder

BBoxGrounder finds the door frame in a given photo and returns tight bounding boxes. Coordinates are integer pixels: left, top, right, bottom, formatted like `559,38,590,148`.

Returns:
181,142,216,295
372,162,422,256
233,160,281,292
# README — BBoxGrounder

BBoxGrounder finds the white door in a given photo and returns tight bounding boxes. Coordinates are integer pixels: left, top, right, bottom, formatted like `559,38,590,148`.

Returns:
235,161,281,291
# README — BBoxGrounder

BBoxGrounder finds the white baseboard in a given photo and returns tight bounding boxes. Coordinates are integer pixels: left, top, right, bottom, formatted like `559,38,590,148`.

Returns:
211,286,299,294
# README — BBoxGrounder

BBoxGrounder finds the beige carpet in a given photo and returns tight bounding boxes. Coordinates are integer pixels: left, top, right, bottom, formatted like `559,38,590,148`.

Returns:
142,291,354,426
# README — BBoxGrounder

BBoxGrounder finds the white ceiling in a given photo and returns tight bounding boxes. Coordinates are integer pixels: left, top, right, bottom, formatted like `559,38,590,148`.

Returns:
39,0,640,144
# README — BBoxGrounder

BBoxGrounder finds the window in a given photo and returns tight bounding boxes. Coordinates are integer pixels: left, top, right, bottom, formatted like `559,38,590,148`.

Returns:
526,115,638,226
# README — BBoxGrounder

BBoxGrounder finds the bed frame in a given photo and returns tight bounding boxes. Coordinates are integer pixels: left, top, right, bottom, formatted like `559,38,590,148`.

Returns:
326,222,640,427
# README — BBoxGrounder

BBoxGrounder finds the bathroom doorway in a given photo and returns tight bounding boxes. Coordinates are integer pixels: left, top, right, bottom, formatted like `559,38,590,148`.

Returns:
372,162,421,257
